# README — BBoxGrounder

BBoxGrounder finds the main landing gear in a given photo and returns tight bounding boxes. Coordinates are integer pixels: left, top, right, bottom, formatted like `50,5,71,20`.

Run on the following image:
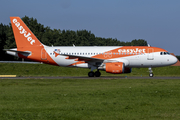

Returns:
88,70,101,77
148,67,154,77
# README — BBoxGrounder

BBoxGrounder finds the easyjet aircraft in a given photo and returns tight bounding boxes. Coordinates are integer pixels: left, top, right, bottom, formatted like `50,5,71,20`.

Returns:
5,17,178,77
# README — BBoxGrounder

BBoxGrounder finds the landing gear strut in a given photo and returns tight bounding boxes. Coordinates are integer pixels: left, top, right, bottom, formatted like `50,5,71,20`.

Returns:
88,70,101,77
148,67,154,77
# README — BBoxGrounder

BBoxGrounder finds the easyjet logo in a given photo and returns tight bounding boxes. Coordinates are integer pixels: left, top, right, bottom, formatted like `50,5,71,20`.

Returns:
118,48,146,53
13,19,35,45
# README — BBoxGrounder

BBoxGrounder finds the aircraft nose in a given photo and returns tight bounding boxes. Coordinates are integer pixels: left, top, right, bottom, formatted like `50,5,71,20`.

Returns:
169,55,178,65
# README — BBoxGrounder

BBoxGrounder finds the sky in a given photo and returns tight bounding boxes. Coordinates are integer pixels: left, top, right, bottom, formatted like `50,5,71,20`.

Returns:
0,0,180,55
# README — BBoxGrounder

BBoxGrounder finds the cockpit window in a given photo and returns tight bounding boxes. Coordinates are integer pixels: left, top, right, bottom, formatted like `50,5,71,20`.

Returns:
160,52,170,55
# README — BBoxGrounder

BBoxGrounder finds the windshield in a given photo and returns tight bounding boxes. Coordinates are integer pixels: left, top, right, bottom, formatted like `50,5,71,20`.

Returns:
160,52,170,55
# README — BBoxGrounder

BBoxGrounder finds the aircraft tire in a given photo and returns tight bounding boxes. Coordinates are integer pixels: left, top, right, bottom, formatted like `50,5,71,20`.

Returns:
95,71,101,77
149,73,154,77
88,71,94,77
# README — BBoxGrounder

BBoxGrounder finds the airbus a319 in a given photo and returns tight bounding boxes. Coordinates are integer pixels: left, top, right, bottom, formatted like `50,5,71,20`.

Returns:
5,17,178,77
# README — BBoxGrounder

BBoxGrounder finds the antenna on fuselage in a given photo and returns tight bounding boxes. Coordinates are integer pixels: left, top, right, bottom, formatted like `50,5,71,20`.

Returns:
73,44,75,47
148,44,151,47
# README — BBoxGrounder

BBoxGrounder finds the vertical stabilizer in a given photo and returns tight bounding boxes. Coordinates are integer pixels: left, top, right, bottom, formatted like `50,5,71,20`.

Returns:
10,17,43,48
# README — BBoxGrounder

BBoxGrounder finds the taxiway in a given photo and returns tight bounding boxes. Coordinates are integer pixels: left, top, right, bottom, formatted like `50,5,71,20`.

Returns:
0,76,180,79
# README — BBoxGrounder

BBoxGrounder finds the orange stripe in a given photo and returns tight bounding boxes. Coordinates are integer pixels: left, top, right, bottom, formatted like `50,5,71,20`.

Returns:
68,46,167,66
92,46,167,59
68,61,85,66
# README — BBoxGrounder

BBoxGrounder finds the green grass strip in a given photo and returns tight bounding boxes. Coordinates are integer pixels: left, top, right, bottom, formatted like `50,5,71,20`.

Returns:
0,79,180,120
0,63,180,77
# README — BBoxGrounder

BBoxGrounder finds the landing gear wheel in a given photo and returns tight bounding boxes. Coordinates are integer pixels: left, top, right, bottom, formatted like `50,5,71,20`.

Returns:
94,71,101,77
148,67,154,77
88,71,94,77
149,73,154,77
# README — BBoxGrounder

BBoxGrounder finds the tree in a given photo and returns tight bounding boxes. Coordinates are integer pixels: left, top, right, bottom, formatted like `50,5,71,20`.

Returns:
131,39,147,46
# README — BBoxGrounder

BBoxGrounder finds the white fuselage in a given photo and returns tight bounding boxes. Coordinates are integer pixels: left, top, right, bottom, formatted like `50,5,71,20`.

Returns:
43,46,177,68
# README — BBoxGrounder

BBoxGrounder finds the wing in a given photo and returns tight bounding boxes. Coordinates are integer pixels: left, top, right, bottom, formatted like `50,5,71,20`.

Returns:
53,51,118,66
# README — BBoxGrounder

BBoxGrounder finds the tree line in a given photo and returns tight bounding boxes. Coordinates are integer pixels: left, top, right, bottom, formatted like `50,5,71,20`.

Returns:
0,16,148,61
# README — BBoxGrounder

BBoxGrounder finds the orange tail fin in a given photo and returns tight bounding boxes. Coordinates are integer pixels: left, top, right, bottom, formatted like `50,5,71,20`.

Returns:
10,17,43,48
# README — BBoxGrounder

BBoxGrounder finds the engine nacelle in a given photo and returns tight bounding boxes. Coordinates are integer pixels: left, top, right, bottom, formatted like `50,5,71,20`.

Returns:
105,62,124,74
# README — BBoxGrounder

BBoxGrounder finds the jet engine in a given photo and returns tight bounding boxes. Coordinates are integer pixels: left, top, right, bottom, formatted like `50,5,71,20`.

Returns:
105,62,124,74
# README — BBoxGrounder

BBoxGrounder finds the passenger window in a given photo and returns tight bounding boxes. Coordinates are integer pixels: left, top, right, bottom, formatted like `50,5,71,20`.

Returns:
164,52,166,55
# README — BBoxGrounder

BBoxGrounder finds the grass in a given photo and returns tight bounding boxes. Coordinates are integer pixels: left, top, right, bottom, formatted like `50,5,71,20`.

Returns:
0,63,180,77
0,78,180,120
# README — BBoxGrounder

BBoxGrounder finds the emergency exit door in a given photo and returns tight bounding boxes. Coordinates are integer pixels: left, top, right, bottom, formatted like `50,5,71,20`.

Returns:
147,48,154,60
41,48,47,60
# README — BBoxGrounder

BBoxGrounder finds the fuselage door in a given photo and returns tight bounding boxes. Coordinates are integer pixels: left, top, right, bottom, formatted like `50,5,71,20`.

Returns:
41,48,47,60
147,48,154,60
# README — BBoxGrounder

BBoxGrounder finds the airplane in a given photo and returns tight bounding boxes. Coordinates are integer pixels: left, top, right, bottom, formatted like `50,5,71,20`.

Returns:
5,17,178,77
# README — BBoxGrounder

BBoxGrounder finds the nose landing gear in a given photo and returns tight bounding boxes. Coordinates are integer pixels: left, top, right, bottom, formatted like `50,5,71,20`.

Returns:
148,67,154,77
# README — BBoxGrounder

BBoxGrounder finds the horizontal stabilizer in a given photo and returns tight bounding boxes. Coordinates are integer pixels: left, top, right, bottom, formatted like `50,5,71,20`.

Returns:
4,49,31,57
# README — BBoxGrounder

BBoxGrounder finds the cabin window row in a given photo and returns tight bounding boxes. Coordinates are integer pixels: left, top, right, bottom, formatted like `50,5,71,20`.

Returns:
50,52,145,55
